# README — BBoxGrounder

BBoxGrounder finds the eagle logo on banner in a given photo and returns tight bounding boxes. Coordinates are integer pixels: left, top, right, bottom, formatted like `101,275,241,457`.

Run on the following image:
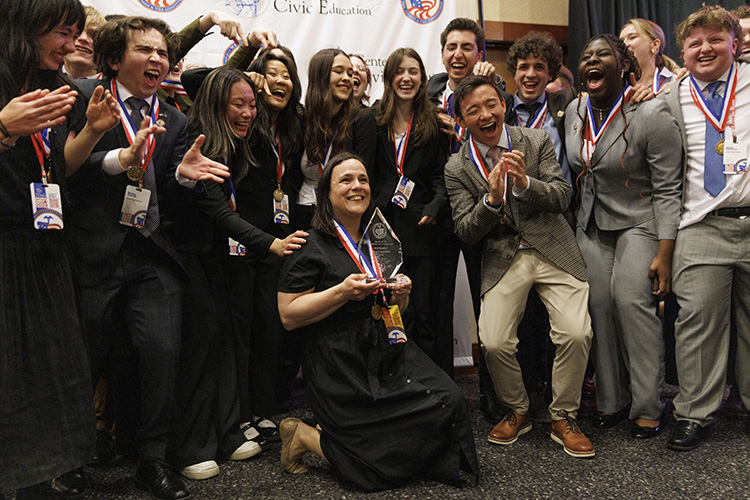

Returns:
225,0,270,18
137,0,183,13
401,0,442,24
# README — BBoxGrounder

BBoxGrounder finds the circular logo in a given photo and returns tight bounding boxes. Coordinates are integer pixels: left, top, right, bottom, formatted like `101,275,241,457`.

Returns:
137,0,183,13
225,0,270,18
401,0,443,24
372,222,387,240
223,42,240,65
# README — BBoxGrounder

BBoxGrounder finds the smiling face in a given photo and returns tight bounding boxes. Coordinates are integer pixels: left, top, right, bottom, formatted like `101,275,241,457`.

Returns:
578,38,627,107
514,55,551,103
329,53,353,103
329,158,370,221
741,18,750,56
456,84,507,147
63,23,99,73
682,25,738,82
350,55,369,102
38,23,79,71
391,56,421,103
264,59,293,114
109,28,170,99
441,30,483,87
619,24,657,72
226,80,257,138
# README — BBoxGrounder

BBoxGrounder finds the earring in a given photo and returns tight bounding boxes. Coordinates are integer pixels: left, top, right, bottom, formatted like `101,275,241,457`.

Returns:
652,48,657,55
621,69,625,79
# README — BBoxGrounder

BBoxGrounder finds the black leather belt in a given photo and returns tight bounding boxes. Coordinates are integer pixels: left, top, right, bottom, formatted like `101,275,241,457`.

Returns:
711,207,750,218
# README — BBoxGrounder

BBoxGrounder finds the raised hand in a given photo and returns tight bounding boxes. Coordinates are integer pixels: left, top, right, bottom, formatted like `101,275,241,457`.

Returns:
176,134,231,182
0,86,77,138
118,118,166,168
85,86,120,135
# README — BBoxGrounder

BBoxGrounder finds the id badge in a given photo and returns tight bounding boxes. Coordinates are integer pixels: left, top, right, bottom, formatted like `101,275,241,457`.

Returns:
119,185,150,229
391,175,415,209
228,237,246,256
723,141,748,174
382,304,407,344
273,194,290,224
30,182,63,230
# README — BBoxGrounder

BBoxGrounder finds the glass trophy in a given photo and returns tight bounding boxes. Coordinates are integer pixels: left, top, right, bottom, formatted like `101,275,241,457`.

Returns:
358,208,404,283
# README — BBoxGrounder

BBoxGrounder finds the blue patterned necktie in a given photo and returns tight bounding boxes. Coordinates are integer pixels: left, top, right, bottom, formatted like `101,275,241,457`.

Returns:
126,97,160,236
703,81,725,197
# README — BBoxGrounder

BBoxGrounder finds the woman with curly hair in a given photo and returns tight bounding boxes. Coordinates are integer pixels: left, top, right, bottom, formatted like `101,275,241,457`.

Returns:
564,34,682,439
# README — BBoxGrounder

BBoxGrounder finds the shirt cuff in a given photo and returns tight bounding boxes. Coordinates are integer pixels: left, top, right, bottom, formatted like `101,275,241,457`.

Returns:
102,149,128,175
483,193,503,212
175,165,198,188
512,176,530,198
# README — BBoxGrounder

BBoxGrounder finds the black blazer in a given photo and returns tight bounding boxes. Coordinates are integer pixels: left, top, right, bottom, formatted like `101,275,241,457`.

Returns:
354,108,449,257
503,88,576,141
68,78,188,286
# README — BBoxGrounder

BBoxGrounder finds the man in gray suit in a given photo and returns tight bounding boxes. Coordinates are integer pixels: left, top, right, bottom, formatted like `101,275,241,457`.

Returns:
445,76,594,458
661,5,750,450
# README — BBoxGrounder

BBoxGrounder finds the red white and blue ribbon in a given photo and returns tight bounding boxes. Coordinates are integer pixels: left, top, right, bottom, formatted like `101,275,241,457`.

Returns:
394,114,413,175
334,219,377,279
31,128,52,183
688,62,737,133
318,136,334,176
111,79,159,170
515,96,548,129
271,134,285,184
159,79,188,96
582,85,632,166
443,90,465,142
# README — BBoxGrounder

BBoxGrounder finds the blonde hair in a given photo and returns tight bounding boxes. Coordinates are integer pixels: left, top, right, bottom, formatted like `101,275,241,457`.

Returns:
622,18,678,72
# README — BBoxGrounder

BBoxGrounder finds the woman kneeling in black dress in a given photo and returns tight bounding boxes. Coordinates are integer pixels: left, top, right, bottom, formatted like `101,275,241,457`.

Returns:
277,152,479,492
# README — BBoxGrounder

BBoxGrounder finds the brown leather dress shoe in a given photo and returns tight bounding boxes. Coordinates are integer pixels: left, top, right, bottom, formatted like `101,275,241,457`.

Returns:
550,412,595,458
280,417,310,474
488,411,532,445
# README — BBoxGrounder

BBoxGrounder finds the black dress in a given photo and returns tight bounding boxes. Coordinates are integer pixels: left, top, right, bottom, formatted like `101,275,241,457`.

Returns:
278,230,479,492
0,129,93,492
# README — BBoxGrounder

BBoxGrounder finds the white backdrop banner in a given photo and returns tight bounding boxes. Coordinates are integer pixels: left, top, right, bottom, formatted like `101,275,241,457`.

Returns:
82,0,456,102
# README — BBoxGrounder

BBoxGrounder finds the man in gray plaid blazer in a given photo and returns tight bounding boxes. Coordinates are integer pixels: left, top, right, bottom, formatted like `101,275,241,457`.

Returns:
445,76,594,458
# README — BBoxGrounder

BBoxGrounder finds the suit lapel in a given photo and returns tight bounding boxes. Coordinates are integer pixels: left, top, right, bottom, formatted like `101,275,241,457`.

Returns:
588,96,627,168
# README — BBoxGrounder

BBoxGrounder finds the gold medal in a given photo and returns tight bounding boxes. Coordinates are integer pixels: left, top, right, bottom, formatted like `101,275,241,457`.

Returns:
127,166,144,182
716,139,725,155
273,188,284,202
371,304,382,320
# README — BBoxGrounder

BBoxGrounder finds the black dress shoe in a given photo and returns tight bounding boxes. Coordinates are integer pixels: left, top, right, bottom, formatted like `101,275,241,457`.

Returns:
90,429,117,466
592,406,629,429
630,420,663,439
21,469,86,498
479,392,507,425
136,459,190,500
666,420,704,451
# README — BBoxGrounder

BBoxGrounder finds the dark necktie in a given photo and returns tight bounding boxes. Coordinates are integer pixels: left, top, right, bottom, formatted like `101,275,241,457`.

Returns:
126,96,160,236
520,102,542,127
447,93,461,154
703,82,725,196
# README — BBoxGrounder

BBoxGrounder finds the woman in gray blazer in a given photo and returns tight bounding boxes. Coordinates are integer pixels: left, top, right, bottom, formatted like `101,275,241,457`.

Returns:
565,34,682,439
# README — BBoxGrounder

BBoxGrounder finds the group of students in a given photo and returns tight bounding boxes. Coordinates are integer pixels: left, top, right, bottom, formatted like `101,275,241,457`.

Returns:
2,1,750,498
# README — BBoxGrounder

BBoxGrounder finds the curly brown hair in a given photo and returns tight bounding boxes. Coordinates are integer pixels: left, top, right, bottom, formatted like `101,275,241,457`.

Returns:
675,5,742,60
507,31,563,81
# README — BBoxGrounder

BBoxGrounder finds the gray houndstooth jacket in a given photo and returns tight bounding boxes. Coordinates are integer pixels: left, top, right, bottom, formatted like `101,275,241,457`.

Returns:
445,126,586,296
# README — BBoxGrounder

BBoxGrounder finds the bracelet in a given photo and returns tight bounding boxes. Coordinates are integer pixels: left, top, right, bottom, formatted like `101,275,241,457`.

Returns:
0,139,15,148
0,119,10,139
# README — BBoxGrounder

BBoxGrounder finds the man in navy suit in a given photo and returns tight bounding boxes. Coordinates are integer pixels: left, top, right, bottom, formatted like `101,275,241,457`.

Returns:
68,16,227,500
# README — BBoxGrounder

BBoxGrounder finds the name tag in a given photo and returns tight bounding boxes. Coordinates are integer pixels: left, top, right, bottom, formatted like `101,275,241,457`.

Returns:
119,185,150,229
391,175,415,209
228,236,246,256
273,194,290,224
723,141,748,174
382,304,407,344
30,182,63,230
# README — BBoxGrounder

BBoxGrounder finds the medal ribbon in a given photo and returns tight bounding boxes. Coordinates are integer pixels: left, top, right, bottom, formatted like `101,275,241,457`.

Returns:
31,128,52,183
271,134,285,186
651,71,661,94
111,79,158,172
583,85,632,167
688,62,737,133
318,136,334,176
394,114,413,176
159,79,188,96
334,219,378,279
515,96,548,129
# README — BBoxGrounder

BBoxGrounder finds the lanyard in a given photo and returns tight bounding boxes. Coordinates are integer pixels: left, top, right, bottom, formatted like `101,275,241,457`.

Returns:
271,134,285,186
318,137,334,176
31,128,52,185
159,79,188,96
688,63,737,134
583,85,632,167
334,219,378,279
394,114,413,176
111,79,158,172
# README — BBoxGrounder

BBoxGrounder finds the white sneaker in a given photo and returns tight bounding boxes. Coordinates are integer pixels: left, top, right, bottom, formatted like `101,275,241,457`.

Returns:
229,440,262,461
181,460,219,480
